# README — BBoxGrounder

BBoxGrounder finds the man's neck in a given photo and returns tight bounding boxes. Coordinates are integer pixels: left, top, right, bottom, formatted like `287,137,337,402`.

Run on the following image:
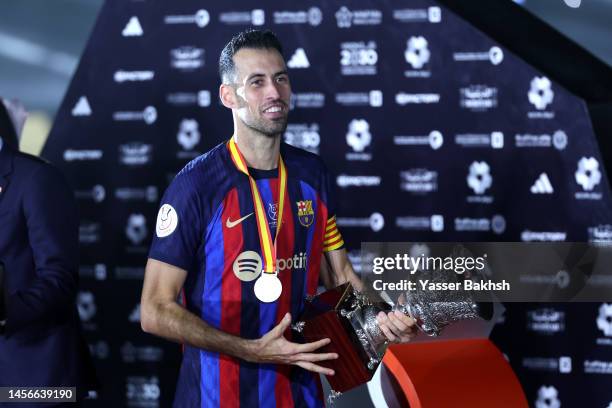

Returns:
233,130,281,171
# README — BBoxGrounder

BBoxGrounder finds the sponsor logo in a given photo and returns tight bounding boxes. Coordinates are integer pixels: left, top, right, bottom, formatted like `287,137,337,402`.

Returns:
335,6,382,27
584,360,612,374
395,215,444,232
79,263,107,281
531,173,554,194
287,48,310,69
289,93,325,109
72,96,91,116
400,169,438,194
588,224,612,243
454,215,506,234
453,46,504,65
346,119,372,161
460,85,498,111
395,92,440,105
527,308,566,334
126,214,147,245
522,357,571,373
404,36,431,77
79,222,101,244
521,230,566,241
535,386,560,408
126,376,160,407
119,143,153,166
121,342,164,363
337,213,385,232
393,7,441,23
267,203,278,228
597,303,612,336
467,161,493,203
284,123,320,154
128,304,141,323
170,46,204,71
164,9,210,27
226,213,253,229
156,204,178,238
297,200,315,227
113,106,157,124
77,291,97,322
232,251,262,281
528,76,555,119
520,270,570,289
394,130,443,150
340,41,378,76
177,119,201,157
114,70,154,83
166,90,210,107
75,185,106,203
454,132,504,148
273,7,322,26
336,90,382,107
337,175,381,188
575,157,602,200
115,186,158,203
114,267,145,280
219,9,265,26
122,16,143,37
529,76,554,110
233,251,307,282
514,130,567,150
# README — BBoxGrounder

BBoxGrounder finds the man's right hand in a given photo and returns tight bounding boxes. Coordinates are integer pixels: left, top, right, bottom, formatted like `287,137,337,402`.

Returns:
248,313,338,376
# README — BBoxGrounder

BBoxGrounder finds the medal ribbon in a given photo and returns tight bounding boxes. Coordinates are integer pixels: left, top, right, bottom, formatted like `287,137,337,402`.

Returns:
228,138,287,274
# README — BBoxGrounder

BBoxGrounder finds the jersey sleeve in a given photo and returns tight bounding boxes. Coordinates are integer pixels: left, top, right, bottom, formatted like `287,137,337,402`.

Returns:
149,172,204,271
320,162,345,252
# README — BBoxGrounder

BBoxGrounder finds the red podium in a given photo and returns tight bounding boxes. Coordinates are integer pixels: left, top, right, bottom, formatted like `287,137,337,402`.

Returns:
382,339,529,408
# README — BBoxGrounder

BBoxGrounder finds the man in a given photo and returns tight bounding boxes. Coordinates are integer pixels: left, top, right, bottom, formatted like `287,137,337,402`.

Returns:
0,98,97,405
141,29,416,407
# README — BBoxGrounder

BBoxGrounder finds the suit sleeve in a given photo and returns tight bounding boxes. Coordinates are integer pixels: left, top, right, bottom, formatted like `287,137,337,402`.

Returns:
148,172,204,271
4,164,79,335
320,161,345,252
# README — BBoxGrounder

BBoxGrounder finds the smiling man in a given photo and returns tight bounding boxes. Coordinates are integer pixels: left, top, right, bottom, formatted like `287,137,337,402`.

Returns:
140,29,416,408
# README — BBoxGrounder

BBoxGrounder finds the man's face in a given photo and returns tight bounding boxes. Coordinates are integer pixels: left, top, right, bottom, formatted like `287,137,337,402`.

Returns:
232,48,291,137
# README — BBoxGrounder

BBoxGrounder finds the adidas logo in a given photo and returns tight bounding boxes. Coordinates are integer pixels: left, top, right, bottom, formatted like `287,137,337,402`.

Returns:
287,48,310,69
72,96,92,117
122,17,143,37
531,173,553,194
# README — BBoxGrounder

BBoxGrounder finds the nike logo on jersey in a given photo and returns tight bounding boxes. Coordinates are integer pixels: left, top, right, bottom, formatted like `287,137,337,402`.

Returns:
226,212,254,228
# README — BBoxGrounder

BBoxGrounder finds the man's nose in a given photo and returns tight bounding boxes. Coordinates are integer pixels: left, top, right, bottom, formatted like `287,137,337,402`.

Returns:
264,81,282,100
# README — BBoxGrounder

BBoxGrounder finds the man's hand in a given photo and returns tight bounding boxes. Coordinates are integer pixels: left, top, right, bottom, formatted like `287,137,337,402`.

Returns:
377,310,418,344
248,313,338,376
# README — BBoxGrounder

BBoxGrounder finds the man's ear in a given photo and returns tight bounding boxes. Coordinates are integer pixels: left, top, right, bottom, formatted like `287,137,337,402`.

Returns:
219,84,237,109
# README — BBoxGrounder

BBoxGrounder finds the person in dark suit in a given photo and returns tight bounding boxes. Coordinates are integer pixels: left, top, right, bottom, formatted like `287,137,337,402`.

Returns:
0,99,96,406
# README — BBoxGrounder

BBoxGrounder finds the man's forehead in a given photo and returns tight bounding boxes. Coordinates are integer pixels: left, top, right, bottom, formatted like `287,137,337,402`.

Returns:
233,48,286,80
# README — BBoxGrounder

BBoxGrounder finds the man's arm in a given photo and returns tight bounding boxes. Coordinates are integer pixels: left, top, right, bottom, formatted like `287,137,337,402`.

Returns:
4,165,79,335
141,258,338,375
322,248,417,343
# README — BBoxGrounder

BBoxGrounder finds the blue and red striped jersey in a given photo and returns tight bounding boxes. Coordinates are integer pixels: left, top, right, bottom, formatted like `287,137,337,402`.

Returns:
149,141,344,408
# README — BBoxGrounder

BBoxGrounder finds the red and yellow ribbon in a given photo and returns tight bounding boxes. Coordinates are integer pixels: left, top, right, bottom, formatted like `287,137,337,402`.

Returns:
228,138,287,274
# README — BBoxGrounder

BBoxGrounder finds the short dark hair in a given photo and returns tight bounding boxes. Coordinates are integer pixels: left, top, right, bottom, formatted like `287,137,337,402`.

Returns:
219,29,284,84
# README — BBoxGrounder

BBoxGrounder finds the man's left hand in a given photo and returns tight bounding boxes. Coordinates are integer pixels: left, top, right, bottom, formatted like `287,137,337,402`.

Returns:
377,310,418,344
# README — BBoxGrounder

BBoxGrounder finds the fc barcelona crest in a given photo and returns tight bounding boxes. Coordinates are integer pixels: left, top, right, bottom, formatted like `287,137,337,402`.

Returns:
296,200,315,227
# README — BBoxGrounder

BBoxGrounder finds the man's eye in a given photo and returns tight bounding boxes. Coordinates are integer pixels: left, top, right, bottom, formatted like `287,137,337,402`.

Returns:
277,76,288,83
251,80,263,86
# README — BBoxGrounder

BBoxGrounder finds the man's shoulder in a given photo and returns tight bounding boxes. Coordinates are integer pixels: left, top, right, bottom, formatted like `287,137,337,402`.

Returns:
281,142,326,173
11,150,65,182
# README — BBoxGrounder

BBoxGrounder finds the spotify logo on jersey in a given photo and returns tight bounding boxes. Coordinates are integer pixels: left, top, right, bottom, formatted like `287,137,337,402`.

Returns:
233,251,308,282
233,251,263,282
